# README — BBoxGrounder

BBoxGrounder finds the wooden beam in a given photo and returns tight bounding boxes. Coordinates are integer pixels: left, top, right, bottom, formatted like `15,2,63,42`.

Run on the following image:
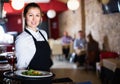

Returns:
80,0,86,33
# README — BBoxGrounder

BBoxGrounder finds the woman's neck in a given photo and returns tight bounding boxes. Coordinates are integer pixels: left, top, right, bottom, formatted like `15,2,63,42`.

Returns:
27,26,37,32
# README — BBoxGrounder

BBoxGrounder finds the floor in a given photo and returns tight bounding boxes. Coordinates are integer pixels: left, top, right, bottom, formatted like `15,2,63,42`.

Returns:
0,56,102,84
51,56,101,84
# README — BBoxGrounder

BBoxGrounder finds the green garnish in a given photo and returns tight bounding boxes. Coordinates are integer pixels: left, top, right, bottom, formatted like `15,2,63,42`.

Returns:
22,69,42,76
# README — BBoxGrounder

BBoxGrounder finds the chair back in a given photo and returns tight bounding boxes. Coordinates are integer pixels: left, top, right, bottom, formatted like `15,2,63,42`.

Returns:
100,51,119,60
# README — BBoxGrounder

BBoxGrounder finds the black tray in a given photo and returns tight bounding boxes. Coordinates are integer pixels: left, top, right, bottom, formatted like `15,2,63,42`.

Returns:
3,71,54,81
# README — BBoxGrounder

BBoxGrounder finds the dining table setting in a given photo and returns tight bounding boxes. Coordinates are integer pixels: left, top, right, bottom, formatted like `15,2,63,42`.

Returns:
0,52,53,84
3,69,55,84
0,52,74,84
2,69,74,84
0,51,75,84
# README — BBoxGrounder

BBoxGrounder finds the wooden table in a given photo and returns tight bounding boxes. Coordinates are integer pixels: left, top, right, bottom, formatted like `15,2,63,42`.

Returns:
100,58,120,84
102,58,120,72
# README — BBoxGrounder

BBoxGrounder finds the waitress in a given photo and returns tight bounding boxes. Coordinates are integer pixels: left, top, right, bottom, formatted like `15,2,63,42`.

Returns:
15,3,53,84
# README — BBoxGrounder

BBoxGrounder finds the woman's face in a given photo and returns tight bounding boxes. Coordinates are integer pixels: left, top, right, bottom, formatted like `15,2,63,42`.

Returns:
25,7,42,28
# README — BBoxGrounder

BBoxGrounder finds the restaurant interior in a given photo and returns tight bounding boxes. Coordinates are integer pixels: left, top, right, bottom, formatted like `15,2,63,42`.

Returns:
0,0,120,84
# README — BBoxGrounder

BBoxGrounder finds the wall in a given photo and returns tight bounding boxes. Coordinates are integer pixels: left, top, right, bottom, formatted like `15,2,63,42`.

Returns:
58,0,120,52
58,6,82,38
49,15,59,39
6,14,22,33
85,0,120,52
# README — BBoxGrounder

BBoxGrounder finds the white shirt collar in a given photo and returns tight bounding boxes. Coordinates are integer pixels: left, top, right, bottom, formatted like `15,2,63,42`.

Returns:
26,27,39,32
26,27,40,35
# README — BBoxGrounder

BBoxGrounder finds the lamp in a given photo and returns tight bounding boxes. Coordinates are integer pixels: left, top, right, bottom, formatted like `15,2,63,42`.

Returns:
101,0,109,4
11,0,24,10
47,9,56,19
67,0,80,10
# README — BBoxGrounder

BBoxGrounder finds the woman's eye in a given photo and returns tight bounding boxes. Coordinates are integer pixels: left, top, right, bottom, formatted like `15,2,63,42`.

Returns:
29,15,33,16
36,15,40,17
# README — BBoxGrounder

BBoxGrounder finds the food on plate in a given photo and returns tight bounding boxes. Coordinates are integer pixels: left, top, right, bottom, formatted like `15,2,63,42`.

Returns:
22,69,43,76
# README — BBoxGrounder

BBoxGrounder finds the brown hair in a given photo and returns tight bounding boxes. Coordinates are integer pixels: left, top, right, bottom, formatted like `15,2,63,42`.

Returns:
23,2,42,17
23,3,42,27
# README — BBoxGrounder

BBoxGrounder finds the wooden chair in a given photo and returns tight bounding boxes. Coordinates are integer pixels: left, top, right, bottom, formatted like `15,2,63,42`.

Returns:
85,51,99,70
48,39,63,61
100,51,119,60
85,34,100,70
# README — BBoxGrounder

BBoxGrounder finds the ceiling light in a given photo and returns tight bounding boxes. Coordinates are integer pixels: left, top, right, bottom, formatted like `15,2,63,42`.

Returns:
47,9,56,19
11,0,24,10
101,0,109,4
67,0,80,10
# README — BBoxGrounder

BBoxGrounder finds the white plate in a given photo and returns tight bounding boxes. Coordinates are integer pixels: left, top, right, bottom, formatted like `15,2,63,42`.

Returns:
14,70,53,78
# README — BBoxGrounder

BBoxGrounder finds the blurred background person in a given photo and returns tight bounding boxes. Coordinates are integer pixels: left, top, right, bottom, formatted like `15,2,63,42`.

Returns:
61,31,73,60
73,30,87,67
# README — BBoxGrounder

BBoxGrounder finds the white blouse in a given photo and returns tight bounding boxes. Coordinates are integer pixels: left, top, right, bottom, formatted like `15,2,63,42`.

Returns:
15,28,48,69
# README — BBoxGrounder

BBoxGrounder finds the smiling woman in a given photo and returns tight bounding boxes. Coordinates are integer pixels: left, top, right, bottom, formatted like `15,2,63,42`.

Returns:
15,3,53,84
15,2,53,72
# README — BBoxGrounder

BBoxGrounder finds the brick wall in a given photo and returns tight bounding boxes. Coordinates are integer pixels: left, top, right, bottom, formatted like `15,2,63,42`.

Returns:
58,0,120,52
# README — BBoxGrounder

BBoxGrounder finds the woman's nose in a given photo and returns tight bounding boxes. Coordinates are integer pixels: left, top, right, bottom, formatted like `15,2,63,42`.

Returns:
32,15,37,20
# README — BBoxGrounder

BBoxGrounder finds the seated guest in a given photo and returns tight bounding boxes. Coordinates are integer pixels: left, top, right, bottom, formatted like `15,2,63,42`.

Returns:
73,30,87,67
61,31,73,59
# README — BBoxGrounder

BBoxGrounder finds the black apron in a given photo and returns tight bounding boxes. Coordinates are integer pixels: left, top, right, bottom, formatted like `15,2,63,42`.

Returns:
25,29,53,71
21,29,53,84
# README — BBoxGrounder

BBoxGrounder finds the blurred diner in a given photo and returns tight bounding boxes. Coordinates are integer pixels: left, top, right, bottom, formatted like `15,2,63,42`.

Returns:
73,30,87,67
61,31,73,60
